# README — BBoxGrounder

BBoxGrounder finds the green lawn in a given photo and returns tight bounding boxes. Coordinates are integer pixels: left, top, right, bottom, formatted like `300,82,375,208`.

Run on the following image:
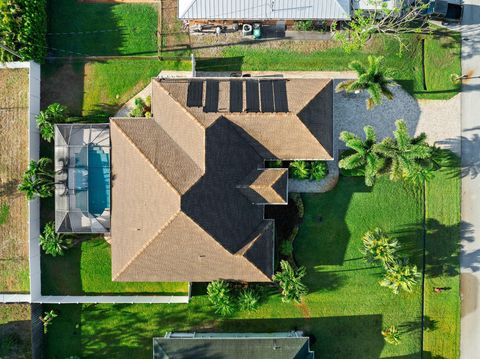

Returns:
424,153,461,358
46,0,158,56
45,175,450,359
41,238,188,295
205,33,460,100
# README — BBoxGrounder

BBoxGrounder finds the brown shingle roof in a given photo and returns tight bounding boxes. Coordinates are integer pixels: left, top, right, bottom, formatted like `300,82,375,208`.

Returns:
110,76,333,282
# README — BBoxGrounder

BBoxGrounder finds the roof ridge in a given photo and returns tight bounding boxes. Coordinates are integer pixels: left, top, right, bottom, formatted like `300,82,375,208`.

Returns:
295,79,333,117
235,220,272,256
112,211,181,281
111,119,182,196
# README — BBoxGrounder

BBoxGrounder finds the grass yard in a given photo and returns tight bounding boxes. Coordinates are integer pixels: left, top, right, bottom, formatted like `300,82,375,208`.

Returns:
46,0,158,56
41,238,188,295
0,69,30,293
424,153,461,358
45,175,448,358
0,304,31,359
41,59,190,117
203,32,460,100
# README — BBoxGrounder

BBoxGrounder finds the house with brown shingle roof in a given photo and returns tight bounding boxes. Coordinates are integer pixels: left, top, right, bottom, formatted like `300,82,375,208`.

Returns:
109,77,333,283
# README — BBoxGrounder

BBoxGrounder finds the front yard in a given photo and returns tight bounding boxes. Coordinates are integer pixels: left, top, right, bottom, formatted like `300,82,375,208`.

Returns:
41,238,188,296
0,68,30,293
43,161,460,358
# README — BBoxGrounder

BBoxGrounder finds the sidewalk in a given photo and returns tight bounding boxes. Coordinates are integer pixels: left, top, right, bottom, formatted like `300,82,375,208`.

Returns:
460,0,480,357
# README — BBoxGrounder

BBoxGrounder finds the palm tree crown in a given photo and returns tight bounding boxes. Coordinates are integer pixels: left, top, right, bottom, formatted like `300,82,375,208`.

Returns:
339,125,385,186
336,55,395,110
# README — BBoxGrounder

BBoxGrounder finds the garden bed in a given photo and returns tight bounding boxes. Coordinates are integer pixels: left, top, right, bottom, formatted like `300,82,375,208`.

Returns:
41,238,188,295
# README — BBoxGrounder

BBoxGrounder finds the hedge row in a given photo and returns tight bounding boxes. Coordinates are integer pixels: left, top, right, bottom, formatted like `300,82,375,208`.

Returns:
0,0,47,62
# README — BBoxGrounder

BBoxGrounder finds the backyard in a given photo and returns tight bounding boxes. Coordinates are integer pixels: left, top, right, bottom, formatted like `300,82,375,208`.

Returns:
0,304,32,359
43,157,460,358
41,238,188,296
0,68,30,293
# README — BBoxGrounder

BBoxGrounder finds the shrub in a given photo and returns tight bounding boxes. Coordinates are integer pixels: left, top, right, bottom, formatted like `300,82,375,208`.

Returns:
0,0,47,62
39,222,71,256
207,280,236,316
266,160,283,168
309,161,328,181
289,161,309,179
382,325,401,345
280,240,293,257
129,97,152,118
273,260,308,303
293,20,315,31
0,203,10,225
289,193,304,219
238,287,260,311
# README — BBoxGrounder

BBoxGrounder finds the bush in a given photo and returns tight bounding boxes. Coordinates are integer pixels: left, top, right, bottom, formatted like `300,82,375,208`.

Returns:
207,280,235,316
273,260,308,303
238,288,260,311
0,0,47,62
39,222,71,256
289,161,309,179
289,193,304,219
280,240,293,256
266,160,283,168
36,103,69,142
129,96,152,117
309,161,328,180
293,20,315,31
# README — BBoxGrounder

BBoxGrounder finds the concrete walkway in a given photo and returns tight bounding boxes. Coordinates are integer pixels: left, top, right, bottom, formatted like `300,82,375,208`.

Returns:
460,1,480,357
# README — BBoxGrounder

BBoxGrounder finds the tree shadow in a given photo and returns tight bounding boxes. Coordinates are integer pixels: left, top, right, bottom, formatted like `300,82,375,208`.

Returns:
399,315,438,334
437,134,480,179
0,179,20,198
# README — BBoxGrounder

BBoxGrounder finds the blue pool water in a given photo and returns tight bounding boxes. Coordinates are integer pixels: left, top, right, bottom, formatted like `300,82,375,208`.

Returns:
87,145,110,216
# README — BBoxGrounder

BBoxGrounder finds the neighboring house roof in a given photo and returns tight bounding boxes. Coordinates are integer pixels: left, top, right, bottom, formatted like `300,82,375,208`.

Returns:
179,0,350,20
110,77,333,282
153,332,314,359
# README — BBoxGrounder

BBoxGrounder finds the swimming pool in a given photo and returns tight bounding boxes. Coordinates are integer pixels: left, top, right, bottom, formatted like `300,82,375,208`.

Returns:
87,145,110,216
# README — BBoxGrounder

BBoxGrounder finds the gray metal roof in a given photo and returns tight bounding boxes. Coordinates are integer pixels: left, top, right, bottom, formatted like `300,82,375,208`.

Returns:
179,0,351,20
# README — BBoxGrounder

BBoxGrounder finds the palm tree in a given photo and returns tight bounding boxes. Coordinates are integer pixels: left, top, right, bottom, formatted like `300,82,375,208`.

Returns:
336,56,395,110
339,126,385,186
18,158,55,200
309,161,328,181
207,280,236,316
39,310,58,334
39,222,71,256
379,259,420,294
361,228,399,268
289,161,310,180
238,287,260,311
273,260,308,303
374,120,433,182
382,325,401,345
36,103,68,142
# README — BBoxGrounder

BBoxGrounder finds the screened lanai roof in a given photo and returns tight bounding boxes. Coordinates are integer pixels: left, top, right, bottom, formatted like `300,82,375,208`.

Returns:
55,124,111,233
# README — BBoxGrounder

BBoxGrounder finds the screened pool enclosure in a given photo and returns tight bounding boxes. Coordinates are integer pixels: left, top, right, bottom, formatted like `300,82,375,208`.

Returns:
55,124,111,233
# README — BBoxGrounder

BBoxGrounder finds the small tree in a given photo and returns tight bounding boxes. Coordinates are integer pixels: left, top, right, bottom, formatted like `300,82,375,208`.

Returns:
374,120,433,182
361,228,399,268
333,0,430,54
39,222,71,256
289,161,310,180
238,288,260,311
336,56,395,110
207,280,235,316
36,103,68,142
380,259,420,294
18,158,55,200
382,325,401,345
39,310,57,334
309,161,328,180
0,203,10,225
273,260,308,303
339,126,384,186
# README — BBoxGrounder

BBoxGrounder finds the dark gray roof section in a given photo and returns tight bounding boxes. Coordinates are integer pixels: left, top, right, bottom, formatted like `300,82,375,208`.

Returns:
153,333,314,359
273,80,289,112
179,0,350,20
260,80,275,112
187,80,203,107
246,79,260,113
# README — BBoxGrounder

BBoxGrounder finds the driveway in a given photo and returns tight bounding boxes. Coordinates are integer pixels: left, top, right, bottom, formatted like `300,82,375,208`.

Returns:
460,0,480,357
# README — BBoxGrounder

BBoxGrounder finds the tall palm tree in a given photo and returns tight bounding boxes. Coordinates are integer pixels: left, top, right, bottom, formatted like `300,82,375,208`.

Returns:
336,56,395,110
18,158,55,200
339,125,385,186
361,228,399,268
273,260,308,303
380,259,420,294
374,120,433,182
36,103,68,142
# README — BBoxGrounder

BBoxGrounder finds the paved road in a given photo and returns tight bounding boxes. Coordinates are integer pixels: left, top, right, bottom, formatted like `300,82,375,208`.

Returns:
461,0,480,357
